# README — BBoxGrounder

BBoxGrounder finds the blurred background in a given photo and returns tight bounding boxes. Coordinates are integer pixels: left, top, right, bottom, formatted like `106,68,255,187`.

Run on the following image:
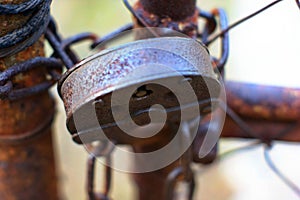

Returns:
49,0,300,199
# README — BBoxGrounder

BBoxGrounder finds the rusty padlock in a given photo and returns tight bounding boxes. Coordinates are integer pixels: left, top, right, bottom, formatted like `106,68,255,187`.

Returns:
58,37,221,146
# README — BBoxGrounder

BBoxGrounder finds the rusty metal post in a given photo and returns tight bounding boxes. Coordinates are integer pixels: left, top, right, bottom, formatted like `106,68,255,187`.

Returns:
133,0,199,38
131,1,199,199
132,0,300,144
139,0,196,20
127,0,300,197
131,126,183,200
221,81,300,142
0,0,58,199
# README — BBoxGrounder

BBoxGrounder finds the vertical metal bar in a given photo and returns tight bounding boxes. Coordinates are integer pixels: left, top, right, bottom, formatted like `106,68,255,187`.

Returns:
139,0,196,20
132,0,199,38
130,1,199,199
132,148,180,200
87,155,96,200
0,0,58,199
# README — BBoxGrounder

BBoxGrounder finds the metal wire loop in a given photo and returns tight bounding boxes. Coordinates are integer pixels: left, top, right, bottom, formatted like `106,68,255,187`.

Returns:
264,147,300,198
0,0,52,57
46,18,99,69
206,0,284,45
0,57,62,100
0,0,43,14
202,8,229,74
91,23,134,49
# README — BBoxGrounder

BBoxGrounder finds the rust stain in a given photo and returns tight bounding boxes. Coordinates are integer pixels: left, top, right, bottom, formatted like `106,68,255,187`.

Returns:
226,81,300,121
130,1,200,200
221,117,300,142
0,0,58,199
133,1,198,38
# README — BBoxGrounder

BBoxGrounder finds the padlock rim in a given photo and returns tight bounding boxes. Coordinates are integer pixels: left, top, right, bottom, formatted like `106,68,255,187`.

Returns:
57,37,210,97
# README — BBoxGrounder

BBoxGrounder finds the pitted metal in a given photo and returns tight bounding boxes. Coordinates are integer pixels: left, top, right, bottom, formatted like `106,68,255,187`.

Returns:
58,37,220,144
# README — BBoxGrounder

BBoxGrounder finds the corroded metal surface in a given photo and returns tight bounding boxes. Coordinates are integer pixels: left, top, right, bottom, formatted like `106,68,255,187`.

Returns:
0,0,31,37
128,1,211,199
132,143,183,200
0,0,58,199
132,166,173,199
221,117,300,142
0,127,58,200
226,81,300,121
139,0,196,20
133,1,198,38
58,37,220,145
222,81,300,142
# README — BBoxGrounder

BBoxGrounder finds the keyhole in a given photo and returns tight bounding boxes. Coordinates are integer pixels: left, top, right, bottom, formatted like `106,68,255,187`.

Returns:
132,85,153,100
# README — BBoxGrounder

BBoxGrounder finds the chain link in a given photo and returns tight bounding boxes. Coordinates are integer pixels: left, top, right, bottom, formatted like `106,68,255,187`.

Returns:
0,17,101,101
165,166,195,200
2,1,297,199
87,141,114,200
0,57,62,100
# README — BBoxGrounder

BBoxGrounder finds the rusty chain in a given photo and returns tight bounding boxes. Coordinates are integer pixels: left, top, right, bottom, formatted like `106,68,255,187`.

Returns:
87,141,115,200
1,0,300,199
0,57,62,100
0,17,99,101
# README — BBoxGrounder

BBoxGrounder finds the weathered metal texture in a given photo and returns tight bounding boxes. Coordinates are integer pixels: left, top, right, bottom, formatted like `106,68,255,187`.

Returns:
221,117,300,142
222,81,300,142
139,0,196,21
132,144,184,200
0,0,58,199
0,127,58,200
58,37,220,145
133,166,177,199
0,0,30,36
132,135,196,200
132,166,172,199
133,1,198,38
129,1,215,199
226,81,300,121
